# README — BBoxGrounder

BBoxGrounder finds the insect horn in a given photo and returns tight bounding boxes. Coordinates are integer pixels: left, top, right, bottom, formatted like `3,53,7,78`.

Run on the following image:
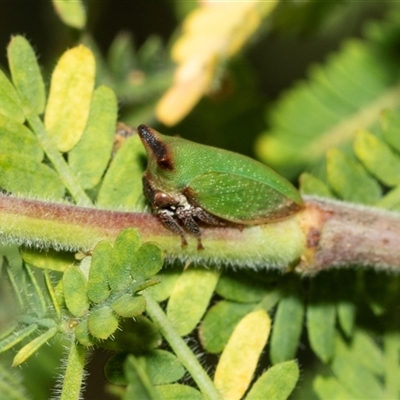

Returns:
137,125,174,171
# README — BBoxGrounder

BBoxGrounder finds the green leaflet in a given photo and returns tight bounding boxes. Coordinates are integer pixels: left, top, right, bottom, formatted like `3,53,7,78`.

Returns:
200,283,281,354
105,351,186,387
51,0,86,29
108,229,141,291
63,266,89,317
97,135,146,210
354,129,400,186
0,115,43,161
43,269,62,320
216,270,272,303
166,268,220,336
111,294,146,318
87,306,119,340
21,247,75,272
2,246,25,310
68,85,117,190
307,273,336,363
258,288,282,312
270,278,304,364
44,45,95,153
299,172,334,198
7,36,46,116
199,301,254,354
26,113,92,206
0,325,38,354
104,352,129,385
0,153,65,198
123,355,161,400
351,330,384,376
330,335,384,399
130,242,163,282
144,350,186,385
381,108,400,153
24,264,47,316
75,317,96,347
383,330,400,398
107,32,137,83
87,241,112,303
245,360,299,400
313,376,356,400
327,148,381,204
334,270,356,338
0,70,25,123
147,266,181,302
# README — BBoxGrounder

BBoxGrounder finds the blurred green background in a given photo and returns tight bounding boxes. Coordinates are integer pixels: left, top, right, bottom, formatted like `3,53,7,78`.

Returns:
0,1,388,159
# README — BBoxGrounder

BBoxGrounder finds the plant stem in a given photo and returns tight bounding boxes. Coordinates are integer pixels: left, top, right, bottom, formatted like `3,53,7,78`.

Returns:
143,293,222,400
59,339,87,400
1,193,400,272
299,197,400,272
0,193,304,270
26,114,92,206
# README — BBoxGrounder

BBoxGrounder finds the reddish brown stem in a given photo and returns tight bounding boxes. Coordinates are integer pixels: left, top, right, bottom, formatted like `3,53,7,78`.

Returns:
1,193,400,272
298,197,400,273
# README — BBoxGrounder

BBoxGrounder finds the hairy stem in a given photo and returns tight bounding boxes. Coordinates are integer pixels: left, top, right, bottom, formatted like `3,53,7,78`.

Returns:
1,193,400,272
27,114,92,206
0,194,303,270
143,293,222,400
298,197,400,272
59,340,87,400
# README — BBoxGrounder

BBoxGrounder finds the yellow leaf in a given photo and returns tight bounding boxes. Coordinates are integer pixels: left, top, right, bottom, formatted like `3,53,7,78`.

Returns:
214,309,271,400
156,1,277,126
52,0,86,29
44,45,95,152
156,56,216,127
12,327,57,366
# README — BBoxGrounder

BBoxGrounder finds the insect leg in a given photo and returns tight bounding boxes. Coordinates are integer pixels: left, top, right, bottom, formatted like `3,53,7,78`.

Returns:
158,209,188,247
192,207,223,226
176,208,204,250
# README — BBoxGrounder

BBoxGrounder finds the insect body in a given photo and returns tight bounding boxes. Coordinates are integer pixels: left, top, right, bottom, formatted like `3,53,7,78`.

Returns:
137,125,304,250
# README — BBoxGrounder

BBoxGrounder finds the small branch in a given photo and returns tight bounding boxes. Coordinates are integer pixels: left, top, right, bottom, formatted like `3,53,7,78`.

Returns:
1,193,400,272
27,114,92,206
59,340,87,400
143,293,222,400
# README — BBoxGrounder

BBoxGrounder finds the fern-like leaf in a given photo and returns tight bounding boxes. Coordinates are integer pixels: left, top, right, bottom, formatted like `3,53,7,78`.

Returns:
257,12,400,178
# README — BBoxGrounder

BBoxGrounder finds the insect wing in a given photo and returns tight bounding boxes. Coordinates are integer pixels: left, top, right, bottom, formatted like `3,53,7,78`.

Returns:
186,171,302,224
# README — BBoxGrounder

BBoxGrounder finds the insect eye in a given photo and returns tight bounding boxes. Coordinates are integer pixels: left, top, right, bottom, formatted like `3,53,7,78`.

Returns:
154,192,177,208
